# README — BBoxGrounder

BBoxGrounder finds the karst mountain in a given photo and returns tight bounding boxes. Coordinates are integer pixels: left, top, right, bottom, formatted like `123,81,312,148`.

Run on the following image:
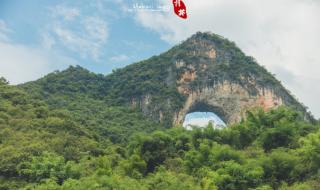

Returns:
21,32,313,127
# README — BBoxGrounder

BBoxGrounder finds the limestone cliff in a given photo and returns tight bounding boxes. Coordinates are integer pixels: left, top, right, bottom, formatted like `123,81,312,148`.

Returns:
21,32,313,127
124,32,312,126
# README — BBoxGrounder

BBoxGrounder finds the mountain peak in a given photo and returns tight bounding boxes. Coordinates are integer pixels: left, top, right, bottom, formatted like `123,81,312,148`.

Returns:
188,31,223,41
63,65,90,73
21,32,314,126
173,31,243,63
183,31,232,46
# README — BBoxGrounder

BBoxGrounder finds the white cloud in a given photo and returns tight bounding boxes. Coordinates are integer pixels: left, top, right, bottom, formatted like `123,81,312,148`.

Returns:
133,0,320,118
109,54,129,62
49,5,80,21
0,41,77,84
0,19,11,41
45,5,109,61
83,17,108,42
123,40,154,51
1,3,110,84
0,20,77,84
41,33,56,49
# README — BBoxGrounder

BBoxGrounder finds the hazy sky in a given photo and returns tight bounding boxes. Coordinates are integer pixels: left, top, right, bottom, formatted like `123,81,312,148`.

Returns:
0,0,319,118
183,112,226,129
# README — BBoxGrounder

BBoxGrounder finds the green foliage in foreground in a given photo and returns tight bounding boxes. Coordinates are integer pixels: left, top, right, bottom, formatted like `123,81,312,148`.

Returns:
0,81,320,190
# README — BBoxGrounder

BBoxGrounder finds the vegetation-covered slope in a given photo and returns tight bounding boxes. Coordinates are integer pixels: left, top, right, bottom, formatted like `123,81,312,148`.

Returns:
1,77,320,189
0,32,318,189
21,32,313,127
19,66,163,143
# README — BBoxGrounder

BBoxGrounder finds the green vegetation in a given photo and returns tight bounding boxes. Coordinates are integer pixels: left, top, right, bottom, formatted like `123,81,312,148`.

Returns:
21,65,185,128
1,79,320,190
21,32,313,128
20,66,164,143
0,32,318,189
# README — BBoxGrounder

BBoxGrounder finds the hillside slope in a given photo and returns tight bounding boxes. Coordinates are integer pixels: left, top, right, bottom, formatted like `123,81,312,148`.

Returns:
0,32,319,190
21,32,313,126
1,78,320,189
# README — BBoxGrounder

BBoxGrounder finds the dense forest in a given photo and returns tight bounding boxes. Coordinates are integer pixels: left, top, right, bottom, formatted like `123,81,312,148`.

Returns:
1,76,320,190
0,32,319,189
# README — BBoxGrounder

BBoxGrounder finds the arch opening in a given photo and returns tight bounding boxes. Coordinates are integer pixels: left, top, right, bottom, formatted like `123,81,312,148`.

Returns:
182,102,227,130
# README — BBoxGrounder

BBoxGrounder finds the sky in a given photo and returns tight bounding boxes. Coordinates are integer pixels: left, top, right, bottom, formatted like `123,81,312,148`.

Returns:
183,112,226,130
0,0,319,118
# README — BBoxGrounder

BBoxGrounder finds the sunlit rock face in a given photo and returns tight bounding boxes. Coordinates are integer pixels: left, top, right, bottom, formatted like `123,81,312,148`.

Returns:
183,112,226,130
173,81,284,126
127,32,311,127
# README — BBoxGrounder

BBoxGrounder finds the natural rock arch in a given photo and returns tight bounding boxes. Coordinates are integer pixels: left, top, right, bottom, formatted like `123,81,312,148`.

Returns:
126,32,311,127
187,102,227,123
182,102,227,127
173,81,284,126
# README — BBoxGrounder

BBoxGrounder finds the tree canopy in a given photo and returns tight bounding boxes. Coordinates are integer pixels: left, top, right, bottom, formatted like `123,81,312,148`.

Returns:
0,80,319,189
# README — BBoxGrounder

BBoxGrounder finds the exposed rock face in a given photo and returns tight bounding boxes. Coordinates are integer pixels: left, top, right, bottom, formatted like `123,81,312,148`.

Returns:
20,32,313,127
124,32,310,126
174,81,284,125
